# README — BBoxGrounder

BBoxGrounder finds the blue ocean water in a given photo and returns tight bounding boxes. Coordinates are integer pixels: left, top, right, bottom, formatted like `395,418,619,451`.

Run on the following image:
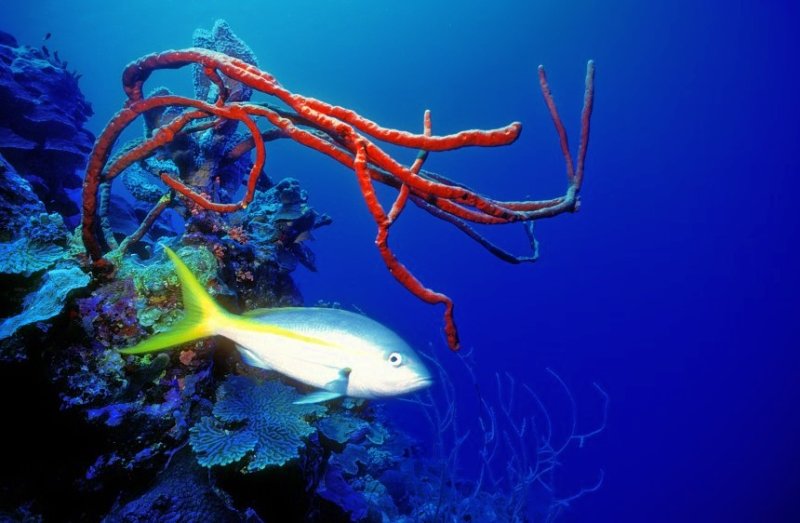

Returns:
3,0,799,521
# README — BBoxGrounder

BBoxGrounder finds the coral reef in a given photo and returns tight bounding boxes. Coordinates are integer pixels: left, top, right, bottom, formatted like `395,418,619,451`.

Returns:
177,176,331,310
0,28,333,520
0,24,603,522
0,38,94,356
0,30,93,224
107,195,177,254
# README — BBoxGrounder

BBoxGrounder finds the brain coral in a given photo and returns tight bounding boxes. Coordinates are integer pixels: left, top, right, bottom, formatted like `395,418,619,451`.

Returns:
189,376,325,471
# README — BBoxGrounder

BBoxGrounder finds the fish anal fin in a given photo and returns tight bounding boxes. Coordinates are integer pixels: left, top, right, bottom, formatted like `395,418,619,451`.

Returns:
237,345,271,370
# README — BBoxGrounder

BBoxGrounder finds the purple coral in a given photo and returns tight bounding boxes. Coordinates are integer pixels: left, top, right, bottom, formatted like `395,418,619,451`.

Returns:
77,279,144,348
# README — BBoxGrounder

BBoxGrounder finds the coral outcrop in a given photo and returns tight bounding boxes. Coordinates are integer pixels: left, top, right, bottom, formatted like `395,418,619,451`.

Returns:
0,30,93,224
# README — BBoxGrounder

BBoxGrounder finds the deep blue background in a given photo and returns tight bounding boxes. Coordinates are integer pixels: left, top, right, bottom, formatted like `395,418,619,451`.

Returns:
5,1,800,521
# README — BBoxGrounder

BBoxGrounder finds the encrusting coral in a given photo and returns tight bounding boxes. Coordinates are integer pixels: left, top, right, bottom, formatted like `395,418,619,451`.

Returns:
0,266,90,340
190,375,325,471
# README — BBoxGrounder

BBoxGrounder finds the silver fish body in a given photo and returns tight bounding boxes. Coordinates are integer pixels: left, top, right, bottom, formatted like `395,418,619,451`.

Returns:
223,307,432,399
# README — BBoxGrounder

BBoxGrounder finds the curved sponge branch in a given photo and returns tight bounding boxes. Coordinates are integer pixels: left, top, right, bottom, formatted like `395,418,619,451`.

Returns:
189,375,325,471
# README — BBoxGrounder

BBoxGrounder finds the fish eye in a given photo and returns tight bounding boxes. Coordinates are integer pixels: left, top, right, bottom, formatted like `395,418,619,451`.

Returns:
388,352,403,367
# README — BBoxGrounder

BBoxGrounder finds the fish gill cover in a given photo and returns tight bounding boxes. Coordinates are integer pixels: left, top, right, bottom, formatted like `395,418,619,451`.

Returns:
0,20,605,522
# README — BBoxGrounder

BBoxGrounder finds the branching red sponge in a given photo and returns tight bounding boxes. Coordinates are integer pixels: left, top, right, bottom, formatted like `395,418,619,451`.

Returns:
81,48,595,351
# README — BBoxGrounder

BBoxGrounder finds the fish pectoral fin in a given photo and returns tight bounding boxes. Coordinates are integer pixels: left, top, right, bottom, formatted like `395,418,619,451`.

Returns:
293,391,343,405
327,367,351,394
292,368,351,405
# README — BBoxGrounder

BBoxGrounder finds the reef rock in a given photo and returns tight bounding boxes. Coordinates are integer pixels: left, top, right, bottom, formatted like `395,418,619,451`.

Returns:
243,177,333,273
103,448,246,523
192,19,258,103
0,154,45,240
0,30,94,224
0,156,70,280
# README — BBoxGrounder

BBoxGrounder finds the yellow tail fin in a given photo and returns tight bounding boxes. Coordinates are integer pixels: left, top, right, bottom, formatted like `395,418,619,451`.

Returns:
119,247,225,355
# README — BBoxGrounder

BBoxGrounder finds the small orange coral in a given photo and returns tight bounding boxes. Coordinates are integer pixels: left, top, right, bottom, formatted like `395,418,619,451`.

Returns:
227,225,248,244
235,268,254,283
211,243,225,260
179,350,196,366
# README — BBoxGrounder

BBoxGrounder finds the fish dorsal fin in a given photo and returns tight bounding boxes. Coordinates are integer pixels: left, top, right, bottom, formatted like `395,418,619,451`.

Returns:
292,367,351,405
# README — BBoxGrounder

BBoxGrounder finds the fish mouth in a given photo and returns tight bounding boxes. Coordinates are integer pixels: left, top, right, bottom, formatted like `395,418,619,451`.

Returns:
406,376,434,392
